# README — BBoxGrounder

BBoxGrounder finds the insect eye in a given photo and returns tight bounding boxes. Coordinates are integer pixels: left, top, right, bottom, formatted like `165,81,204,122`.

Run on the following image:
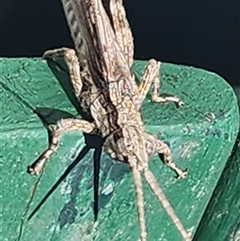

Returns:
126,143,133,151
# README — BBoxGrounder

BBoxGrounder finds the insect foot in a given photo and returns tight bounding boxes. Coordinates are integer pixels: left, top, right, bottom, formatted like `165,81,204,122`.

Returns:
175,168,188,179
27,155,47,175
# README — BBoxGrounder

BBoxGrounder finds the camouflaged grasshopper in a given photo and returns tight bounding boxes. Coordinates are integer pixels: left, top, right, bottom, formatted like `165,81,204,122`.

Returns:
27,0,191,240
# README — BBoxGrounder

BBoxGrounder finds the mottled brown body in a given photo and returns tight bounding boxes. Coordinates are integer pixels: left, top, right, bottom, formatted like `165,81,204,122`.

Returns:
27,0,191,240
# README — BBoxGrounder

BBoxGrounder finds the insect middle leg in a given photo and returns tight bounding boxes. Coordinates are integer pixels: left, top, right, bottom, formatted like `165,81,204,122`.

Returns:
27,118,96,175
136,59,184,107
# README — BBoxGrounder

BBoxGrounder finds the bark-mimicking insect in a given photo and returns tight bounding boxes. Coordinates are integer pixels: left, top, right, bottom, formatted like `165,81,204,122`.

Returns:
27,0,191,240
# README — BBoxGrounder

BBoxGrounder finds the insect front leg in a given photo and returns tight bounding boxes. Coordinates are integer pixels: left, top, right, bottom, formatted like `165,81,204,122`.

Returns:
154,138,187,179
136,59,184,107
27,119,97,175
144,133,187,179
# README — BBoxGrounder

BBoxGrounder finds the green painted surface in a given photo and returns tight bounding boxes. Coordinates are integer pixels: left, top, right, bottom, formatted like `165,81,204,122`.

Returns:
0,58,239,241
233,86,240,102
194,109,240,241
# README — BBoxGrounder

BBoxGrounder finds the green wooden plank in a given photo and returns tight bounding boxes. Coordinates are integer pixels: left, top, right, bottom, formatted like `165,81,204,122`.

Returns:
194,108,240,241
0,58,239,241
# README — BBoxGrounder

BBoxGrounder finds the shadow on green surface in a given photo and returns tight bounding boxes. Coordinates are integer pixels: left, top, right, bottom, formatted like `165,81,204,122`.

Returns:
45,58,93,121
27,133,104,223
17,108,106,240
13,55,107,239
2,57,239,241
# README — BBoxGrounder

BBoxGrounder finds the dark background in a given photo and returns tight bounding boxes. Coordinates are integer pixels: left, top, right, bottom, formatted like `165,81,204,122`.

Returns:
1,0,239,87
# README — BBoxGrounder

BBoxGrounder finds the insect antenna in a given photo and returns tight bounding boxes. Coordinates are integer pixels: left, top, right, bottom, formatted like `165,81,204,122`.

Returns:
130,158,147,241
143,167,191,241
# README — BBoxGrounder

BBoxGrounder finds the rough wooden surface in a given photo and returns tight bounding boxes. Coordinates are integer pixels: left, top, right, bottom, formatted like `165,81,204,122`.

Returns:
194,108,240,241
0,58,239,241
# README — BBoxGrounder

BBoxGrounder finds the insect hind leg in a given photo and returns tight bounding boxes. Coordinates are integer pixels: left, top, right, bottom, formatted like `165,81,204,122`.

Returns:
43,47,83,97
